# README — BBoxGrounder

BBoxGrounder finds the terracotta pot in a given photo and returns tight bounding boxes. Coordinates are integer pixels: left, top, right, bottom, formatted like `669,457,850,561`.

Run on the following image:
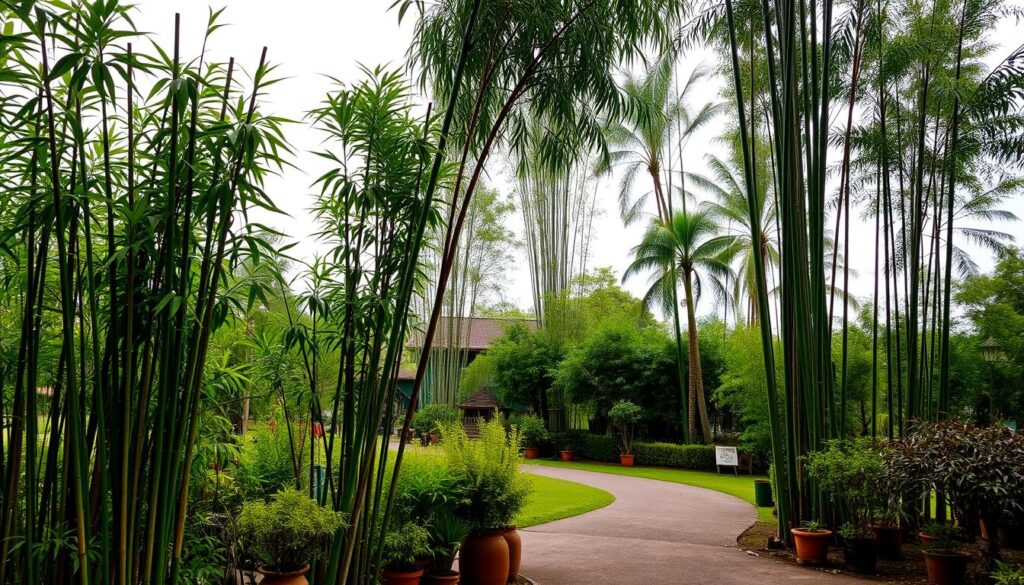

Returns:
430,433,441,444
559,450,574,462
523,447,540,459
503,526,521,583
871,524,903,560
919,531,938,547
843,536,877,574
382,567,425,585
257,564,310,585
459,529,509,585
922,550,970,585
424,572,460,585
619,454,635,467
790,528,832,565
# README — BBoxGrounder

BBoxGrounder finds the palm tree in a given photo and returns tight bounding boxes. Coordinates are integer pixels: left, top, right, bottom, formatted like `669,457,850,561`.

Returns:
625,210,734,443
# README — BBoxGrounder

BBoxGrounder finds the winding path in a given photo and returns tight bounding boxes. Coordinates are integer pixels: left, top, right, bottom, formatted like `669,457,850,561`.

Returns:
519,465,872,585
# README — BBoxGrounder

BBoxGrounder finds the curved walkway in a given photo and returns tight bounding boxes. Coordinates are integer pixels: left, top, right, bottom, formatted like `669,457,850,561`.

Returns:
520,465,871,585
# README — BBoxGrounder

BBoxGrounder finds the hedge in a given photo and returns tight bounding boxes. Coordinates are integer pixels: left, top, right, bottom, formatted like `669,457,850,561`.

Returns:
557,431,717,471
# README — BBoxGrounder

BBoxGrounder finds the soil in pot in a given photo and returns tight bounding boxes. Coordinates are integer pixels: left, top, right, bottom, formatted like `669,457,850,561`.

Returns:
523,447,540,459
559,450,574,462
842,536,878,574
459,529,509,585
504,526,521,583
922,550,971,585
790,528,832,565
871,524,903,560
382,567,425,585
424,573,460,585
620,454,635,467
258,564,311,585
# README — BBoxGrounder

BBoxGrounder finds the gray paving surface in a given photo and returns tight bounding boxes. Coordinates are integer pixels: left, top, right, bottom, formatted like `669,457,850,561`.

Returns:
518,465,872,584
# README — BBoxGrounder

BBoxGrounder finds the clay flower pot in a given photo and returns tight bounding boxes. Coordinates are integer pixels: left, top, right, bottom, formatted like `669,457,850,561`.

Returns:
619,453,635,467
523,446,540,459
871,524,903,560
919,531,938,547
790,528,832,565
382,567,425,585
842,535,877,574
503,526,521,583
430,433,441,444
559,450,574,462
459,529,509,585
424,572,460,585
258,564,311,585
922,550,971,585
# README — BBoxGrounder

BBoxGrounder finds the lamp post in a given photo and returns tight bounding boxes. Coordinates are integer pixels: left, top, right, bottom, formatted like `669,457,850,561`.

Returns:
979,337,1003,427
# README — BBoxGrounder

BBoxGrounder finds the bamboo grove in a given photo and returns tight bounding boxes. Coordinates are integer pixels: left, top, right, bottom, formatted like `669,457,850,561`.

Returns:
712,0,1024,540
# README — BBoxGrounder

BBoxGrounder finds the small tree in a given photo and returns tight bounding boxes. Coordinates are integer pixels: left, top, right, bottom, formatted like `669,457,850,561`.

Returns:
512,415,549,448
609,400,644,456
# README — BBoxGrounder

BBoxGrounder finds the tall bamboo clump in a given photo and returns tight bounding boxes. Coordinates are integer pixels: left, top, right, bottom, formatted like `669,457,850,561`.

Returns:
0,4,288,584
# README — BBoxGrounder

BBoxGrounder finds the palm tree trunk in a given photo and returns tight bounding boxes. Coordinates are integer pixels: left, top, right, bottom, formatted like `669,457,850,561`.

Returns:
683,271,713,443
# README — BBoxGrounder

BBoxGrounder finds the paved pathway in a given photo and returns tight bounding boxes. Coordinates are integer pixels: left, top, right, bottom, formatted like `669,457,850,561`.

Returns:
519,465,872,585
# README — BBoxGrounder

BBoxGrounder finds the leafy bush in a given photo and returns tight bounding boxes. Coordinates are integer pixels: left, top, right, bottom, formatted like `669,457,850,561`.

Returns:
634,442,715,469
441,419,531,532
993,562,1024,585
561,430,619,461
235,426,298,500
412,403,461,435
382,522,431,572
429,512,471,575
805,439,884,533
236,488,346,572
394,449,458,523
511,414,549,447
609,400,643,455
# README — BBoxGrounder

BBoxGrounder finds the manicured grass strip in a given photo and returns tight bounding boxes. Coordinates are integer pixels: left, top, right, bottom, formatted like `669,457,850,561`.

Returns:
528,459,775,523
516,473,615,528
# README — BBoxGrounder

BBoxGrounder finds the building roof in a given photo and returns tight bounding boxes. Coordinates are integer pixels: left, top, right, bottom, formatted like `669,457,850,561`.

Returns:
406,317,536,352
458,388,502,411
395,366,417,382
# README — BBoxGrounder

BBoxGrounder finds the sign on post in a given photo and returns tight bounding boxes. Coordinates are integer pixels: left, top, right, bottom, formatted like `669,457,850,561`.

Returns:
715,445,739,476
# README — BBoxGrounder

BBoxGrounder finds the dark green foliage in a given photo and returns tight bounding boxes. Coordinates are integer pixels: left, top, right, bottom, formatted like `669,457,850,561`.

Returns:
411,404,462,435
805,439,885,533
511,414,549,447
488,323,564,420
428,513,471,575
609,400,643,455
236,489,346,572
634,442,716,470
382,523,431,572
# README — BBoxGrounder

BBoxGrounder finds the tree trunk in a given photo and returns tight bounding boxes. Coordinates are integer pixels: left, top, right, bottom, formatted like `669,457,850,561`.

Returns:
683,271,713,443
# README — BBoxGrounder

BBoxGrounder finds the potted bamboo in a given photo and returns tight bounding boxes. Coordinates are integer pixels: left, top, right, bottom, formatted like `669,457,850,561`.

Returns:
790,521,833,565
921,524,971,585
236,489,346,585
425,514,471,585
515,415,548,460
382,523,432,585
609,400,642,467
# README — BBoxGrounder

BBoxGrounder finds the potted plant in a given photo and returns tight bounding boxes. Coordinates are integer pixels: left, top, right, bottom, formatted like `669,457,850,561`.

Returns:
805,439,883,570
514,415,548,459
236,488,346,585
790,520,832,565
609,400,642,467
921,524,971,585
382,522,431,585
441,420,530,585
425,513,471,585
919,522,944,548
412,404,461,446
559,439,576,462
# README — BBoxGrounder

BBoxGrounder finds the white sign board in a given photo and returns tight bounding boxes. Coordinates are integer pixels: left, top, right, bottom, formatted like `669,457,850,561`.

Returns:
715,445,738,467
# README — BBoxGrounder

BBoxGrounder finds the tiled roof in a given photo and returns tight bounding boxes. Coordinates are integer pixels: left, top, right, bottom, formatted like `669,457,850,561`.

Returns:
395,366,417,381
458,388,501,410
406,317,537,351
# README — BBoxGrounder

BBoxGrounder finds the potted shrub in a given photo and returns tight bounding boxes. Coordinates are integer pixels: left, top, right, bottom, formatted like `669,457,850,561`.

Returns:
805,439,883,571
514,415,548,459
920,524,971,585
790,520,832,565
425,513,471,585
609,400,642,467
382,522,431,585
441,420,530,585
559,439,576,462
236,488,346,585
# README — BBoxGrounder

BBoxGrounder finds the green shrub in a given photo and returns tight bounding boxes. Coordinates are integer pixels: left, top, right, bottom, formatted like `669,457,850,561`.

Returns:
412,403,461,435
441,419,531,532
806,438,884,533
993,562,1024,585
511,414,548,447
394,449,458,523
429,512,471,576
562,430,619,461
609,400,643,455
382,522,431,572
633,442,715,469
236,488,346,572
235,426,299,500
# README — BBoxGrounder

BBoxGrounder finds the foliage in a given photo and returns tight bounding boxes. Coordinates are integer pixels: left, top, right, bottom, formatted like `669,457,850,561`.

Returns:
428,513,471,575
236,489,346,572
633,442,716,470
920,523,964,551
609,400,644,455
382,523,431,572
511,414,549,447
440,420,531,532
993,562,1024,585
805,439,884,531
235,426,299,500
411,404,462,436
488,323,564,420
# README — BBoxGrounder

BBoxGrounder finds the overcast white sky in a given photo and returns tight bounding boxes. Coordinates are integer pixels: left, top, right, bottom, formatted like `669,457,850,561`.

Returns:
133,1,1023,323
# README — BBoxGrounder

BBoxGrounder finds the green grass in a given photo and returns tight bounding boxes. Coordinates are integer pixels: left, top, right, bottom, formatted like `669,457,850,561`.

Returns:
528,459,776,523
515,473,615,528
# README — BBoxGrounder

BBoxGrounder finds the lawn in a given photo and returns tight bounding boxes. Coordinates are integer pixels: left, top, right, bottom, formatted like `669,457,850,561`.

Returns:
515,473,615,528
528,459,775,523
